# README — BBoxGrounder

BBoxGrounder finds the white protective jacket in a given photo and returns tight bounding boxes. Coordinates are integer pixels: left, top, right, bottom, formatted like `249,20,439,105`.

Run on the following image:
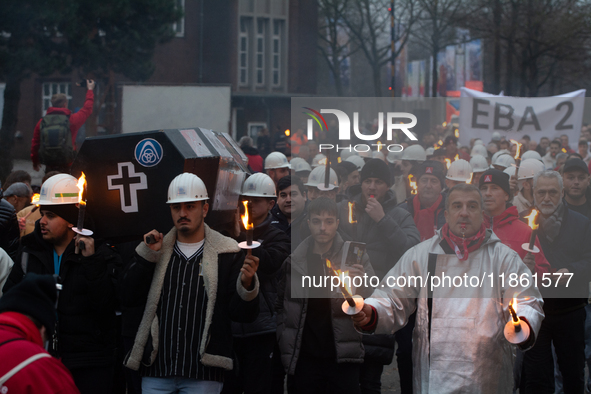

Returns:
364,229,544,394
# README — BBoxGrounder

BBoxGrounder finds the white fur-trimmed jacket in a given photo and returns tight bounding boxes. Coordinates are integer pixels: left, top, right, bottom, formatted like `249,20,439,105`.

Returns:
122,224,259,371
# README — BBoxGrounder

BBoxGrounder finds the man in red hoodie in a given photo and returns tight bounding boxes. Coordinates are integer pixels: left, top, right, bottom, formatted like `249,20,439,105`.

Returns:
31,80,95,172
0,273,79,393
479,168,550,274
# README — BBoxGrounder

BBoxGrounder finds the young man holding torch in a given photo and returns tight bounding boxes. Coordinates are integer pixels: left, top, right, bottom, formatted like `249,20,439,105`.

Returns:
352,183,544,394
2,173,121,394
276,197,374,393
222,173,290,394
522,170,591,393
120,173,260,394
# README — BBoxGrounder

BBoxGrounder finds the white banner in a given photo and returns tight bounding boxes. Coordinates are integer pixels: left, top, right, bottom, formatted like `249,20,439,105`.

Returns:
459,88,585,148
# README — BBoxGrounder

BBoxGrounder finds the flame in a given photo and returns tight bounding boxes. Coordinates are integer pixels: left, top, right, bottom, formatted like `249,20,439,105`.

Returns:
318,158,327,165
77,172,86,202
510,139,522,160
466,173,474,184
326,259,352,296
445,158,452,169
337,157,342,163
408,174,417,194
31,193,40,204
433,143,439,149
442,122,447,127
438,139,443,146
561,148,567,153
454,154,459,161
524,209,539,230
285,129,290,136
348,202,357,224
509,297,520,324
454,128,459,138
241,200,253,230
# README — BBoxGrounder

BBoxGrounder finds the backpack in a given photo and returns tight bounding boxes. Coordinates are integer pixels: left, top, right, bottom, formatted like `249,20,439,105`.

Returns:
38,113,75,166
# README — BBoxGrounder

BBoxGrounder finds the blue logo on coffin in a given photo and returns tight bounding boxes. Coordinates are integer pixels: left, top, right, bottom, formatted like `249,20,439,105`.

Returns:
135,138,163,167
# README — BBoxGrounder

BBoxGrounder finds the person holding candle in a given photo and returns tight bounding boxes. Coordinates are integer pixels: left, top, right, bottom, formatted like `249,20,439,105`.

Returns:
399,160,447,242
2,173,121,394
522,170,591,393
276,197,375,394
352,183,544,394
478,168,551,274
120,173,260,394
337,158,420,394
222,173,290,394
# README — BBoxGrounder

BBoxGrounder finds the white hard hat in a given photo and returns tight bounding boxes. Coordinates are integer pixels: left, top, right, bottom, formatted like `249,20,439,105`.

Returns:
340,150,358,161
474,139,484,146
386,150,403,163
345,155,365,171
521,150,542,161
401,145,427,161
358,149,372,159
521,158,545,177
504,162,537,191
290,157,312,173
311,153,327,168
491,149,511,164
372,150,386,161
264,152,291,169
241,173,276,197
470,144,488,158
167,173,208,204
425,147,435,156
491,131,501,141
38,174,80,205
470,154,489,173
304,165,338,188
446,159,473,182
493,154,515,169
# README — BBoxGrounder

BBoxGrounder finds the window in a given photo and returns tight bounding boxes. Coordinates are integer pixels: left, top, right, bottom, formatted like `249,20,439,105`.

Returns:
239,17,250,86
42,82,72,115
172,0,185,37
272,20,282,86
256,19,265,85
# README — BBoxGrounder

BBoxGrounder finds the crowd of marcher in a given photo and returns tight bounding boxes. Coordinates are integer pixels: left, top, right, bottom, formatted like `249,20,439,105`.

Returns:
0,94,591,394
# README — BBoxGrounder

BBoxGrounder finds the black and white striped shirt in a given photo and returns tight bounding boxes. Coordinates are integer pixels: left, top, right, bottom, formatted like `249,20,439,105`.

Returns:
143,241,223,382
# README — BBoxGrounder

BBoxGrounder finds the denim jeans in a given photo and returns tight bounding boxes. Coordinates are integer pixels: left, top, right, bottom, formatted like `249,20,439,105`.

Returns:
142,377,223,394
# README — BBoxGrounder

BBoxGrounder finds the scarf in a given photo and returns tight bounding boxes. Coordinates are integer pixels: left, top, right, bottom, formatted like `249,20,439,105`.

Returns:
539,202,565,243
441,222,487,261
413,194,443,241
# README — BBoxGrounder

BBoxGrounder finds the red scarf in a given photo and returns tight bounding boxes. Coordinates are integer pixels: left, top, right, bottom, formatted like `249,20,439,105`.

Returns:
440,222,487,261
413,194,443,241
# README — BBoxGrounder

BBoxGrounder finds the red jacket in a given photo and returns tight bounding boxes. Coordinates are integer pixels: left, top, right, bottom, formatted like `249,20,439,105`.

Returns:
0,312,80,393
484,206,551,274
31,90,94,166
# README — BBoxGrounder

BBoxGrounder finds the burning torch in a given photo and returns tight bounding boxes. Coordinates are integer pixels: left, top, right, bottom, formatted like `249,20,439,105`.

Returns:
317,151,337,192
72,172,93,253
504,297,530,344
19,194,41,230
348,202,358,239
522,209,540,254
238,200,261,254
326,259,364,315
510,139,523,179
408,174,417,195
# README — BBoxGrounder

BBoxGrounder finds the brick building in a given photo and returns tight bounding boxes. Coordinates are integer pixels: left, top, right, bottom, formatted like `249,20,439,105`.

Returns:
4,0,318,161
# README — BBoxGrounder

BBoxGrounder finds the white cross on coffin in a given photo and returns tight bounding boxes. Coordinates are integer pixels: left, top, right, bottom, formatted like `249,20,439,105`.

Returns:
107,162,148,213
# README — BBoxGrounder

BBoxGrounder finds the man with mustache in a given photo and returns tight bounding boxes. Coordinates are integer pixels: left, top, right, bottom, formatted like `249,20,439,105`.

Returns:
352,183,544,393
121,173,260,394
479,168,550,274
522,170,591,393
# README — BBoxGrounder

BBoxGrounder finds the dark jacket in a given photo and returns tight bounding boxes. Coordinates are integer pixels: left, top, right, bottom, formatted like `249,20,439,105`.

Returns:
0,199,20,261
121,224,260,371
535,206,591,314
276,233,375,375
3,221,120,369
270,203,308,245
338,185,420,280
232,213,290,337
